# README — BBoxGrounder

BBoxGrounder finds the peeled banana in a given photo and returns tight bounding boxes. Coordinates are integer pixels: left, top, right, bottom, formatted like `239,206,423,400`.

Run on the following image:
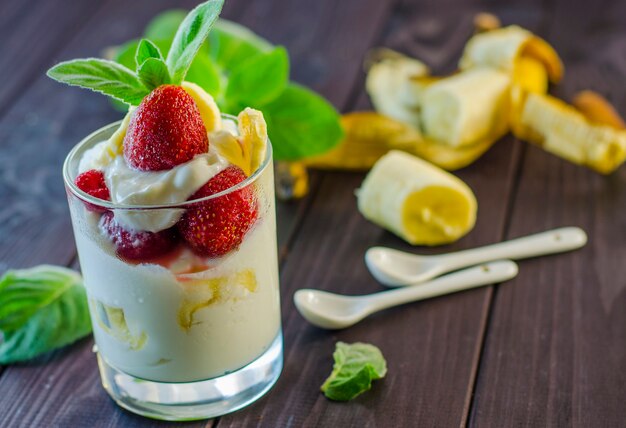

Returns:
357,150,477,246
421,68,511,147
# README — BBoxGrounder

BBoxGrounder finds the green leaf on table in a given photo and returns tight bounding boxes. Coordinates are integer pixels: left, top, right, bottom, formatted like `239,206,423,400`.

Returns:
0,265,92,364
263,83,344,160
166,0,224,84
144,9,188,41
47,58,149,105
225,47,289,105
321,342,387,401
135,39,164,69
137,58,171,90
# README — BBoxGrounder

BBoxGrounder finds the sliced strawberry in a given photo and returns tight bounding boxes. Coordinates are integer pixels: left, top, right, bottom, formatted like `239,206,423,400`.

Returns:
74,169,110,212
178,166,258,257
123,85,209,171
100,212,178,261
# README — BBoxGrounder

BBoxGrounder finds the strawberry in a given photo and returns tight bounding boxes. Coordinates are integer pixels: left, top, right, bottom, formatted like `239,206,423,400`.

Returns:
178,166,258,257
123,85,208,171
100,212,178,261
74,169,110,212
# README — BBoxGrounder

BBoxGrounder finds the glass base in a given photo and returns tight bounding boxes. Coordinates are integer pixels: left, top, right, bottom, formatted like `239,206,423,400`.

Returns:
98,333,283,421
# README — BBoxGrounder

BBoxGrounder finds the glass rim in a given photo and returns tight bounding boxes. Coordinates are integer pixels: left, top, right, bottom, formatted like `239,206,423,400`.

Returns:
62,113,273,210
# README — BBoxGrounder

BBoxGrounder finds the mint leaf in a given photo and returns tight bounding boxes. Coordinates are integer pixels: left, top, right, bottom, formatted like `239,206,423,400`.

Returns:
144,9,187,41
321,342,387,401
166,0,224,84
47,58,149,105
0,266,92,364
264,83,344,160
225,47,289,105
137,58,171,90
135,39,164,69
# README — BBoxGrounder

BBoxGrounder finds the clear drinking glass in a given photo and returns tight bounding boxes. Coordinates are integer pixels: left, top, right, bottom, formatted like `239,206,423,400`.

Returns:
62,118,283,421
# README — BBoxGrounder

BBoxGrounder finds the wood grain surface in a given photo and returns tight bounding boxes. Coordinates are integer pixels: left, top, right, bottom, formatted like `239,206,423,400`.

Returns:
0,0,624,426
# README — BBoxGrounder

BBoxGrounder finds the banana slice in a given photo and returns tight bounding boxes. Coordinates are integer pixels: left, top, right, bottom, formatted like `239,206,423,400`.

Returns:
515,92,626,174
238,107,268,175
459,25,563,83
421,68,511,147
365,51,432,128
182,81,222,133
357,151,477,246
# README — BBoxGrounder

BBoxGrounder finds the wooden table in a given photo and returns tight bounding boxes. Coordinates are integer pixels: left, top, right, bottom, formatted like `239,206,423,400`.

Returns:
1,0,625,426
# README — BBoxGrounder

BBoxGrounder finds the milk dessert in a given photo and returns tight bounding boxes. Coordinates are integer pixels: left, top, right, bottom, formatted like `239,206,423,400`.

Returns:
67,106,280,383
53,1,283,418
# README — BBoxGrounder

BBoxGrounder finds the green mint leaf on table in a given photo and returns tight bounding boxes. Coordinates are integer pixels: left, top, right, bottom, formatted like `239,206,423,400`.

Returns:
0,266,92,364
264,83,344,160
225,47,289,106
166,0,224,84
321,342,387,401
135,39,164,68
144,9,188,41
138,58,171,90
47,58,149,105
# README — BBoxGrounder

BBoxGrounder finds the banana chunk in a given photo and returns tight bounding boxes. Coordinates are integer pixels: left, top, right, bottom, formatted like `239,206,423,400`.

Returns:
357,151,477,246
516,92,626,174
421,68,510,148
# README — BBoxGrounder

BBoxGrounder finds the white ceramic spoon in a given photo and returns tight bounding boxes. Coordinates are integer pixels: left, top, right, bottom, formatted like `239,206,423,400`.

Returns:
294,260,518,329
365,227,587,287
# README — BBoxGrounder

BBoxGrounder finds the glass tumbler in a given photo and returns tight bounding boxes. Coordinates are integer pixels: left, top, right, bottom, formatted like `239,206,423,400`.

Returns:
62,118,283,421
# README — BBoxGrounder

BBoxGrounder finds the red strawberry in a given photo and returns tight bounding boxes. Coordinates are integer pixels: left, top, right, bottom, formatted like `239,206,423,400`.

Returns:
123,85,208,171
74,169,110,212
178,166,258,257
100,212,178,261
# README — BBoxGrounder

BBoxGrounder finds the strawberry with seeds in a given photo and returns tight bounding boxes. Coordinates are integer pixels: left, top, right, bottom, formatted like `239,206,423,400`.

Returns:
124,85,209,171
178,166,258,257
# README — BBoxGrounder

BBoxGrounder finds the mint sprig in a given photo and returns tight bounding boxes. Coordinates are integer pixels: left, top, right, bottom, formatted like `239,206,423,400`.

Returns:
47,58,149,105
0,266,92,364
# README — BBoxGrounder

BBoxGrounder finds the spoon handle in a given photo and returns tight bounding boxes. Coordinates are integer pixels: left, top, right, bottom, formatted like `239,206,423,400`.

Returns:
363,260,518,314
437,227,587,272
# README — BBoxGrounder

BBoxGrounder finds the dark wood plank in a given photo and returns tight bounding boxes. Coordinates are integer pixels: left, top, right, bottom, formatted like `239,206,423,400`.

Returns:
216,2,549,426
0,0,107,118
469,1,626,426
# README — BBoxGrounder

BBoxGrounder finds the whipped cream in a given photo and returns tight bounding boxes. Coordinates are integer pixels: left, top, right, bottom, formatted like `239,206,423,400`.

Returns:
79,130,230,232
